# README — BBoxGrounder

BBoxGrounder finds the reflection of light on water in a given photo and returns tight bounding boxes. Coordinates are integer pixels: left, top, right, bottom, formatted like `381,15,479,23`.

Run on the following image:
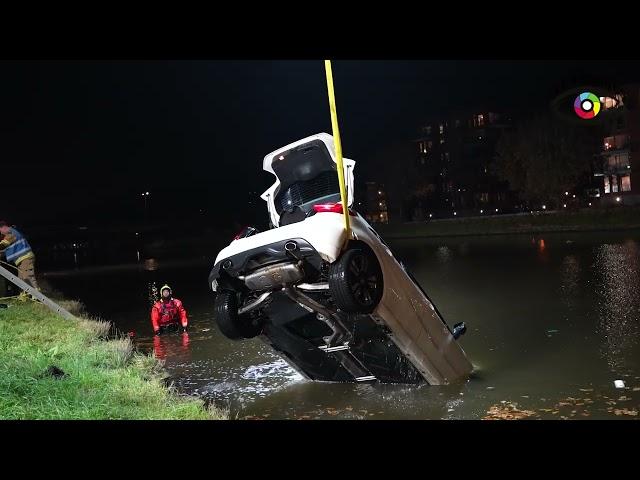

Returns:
192,358,304,407
537,238,549,262
144,259,158,271
436,246,451,263
559,254,581,310
594,242,640,373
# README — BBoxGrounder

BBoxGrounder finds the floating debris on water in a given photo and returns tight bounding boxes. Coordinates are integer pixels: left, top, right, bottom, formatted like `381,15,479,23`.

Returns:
613,409,638,416
483,402,537,420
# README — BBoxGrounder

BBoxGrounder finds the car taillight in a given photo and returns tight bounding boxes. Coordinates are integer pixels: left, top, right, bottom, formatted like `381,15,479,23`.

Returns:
233,226,247,241
312,203,356,216
233,226,258,241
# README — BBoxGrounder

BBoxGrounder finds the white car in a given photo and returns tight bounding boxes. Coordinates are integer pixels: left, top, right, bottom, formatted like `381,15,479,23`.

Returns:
209,133,472,384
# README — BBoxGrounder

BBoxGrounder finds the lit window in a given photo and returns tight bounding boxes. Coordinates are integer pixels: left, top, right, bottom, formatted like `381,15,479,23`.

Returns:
440,138,445,144
604,176,610,194
439,124,444,134
601,97,619,110
621,175,631,192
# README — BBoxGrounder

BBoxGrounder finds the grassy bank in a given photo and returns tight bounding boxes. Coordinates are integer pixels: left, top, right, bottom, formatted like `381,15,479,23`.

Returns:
377,207,640,239
0,299,226,419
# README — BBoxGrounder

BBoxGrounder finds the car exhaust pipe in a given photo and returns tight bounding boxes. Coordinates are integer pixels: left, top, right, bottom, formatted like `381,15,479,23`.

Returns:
244,262,304,291
284,241,298,252
238,291,272,315
283,286,349,345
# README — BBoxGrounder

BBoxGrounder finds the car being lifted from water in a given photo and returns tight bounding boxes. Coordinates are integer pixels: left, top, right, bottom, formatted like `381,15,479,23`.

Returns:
208,133,472,384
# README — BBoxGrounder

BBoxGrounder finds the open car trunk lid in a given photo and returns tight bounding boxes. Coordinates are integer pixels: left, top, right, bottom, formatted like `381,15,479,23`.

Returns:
260,133,355,228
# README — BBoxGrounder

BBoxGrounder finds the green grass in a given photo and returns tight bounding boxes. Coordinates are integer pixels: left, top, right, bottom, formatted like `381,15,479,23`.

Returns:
0,300,227,419
377,207,640,238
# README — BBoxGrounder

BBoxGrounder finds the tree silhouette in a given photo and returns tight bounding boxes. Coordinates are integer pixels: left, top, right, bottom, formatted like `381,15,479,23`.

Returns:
495,113,595,208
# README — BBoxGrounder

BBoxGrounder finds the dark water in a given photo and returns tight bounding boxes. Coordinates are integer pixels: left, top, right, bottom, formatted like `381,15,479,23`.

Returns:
44,231,640,419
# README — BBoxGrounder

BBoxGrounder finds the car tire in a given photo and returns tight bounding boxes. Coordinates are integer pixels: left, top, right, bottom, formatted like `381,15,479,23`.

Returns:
329,247,383,313
214,291,263,340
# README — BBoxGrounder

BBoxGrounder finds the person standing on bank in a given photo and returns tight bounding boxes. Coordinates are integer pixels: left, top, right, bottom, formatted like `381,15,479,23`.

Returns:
0,221,40,292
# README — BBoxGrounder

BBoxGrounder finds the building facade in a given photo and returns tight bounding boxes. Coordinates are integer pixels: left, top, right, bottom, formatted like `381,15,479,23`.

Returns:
411,111,513,218
592,84,640,205
358,181,389,224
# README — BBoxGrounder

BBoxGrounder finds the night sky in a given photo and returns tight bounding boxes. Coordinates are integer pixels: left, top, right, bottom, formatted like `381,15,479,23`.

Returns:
2,60,640,228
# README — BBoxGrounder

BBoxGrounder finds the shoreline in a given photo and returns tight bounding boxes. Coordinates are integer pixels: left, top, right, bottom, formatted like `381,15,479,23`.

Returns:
0,297,227,419
376,208,640,239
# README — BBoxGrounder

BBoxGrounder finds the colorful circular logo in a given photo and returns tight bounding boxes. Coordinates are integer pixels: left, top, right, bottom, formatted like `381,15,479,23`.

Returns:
574,92,601,119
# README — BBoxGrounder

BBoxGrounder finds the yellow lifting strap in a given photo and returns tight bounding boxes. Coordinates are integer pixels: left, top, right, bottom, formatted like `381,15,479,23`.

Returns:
324,60,351,236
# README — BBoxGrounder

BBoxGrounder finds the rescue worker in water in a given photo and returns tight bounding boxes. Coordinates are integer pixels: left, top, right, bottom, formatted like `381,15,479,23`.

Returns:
151,285,188,335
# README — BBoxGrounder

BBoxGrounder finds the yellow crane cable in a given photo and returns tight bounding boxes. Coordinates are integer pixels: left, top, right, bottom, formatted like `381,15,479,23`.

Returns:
324,60,351,236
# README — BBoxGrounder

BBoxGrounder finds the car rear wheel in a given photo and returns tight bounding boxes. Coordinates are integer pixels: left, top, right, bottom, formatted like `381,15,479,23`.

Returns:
329,248,383,313
214,291,263,340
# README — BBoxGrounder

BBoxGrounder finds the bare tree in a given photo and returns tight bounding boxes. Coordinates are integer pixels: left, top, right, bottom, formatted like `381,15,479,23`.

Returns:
495,113,595,208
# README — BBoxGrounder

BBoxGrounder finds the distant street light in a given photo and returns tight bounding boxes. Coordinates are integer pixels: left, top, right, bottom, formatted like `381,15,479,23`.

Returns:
141,192,151,220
